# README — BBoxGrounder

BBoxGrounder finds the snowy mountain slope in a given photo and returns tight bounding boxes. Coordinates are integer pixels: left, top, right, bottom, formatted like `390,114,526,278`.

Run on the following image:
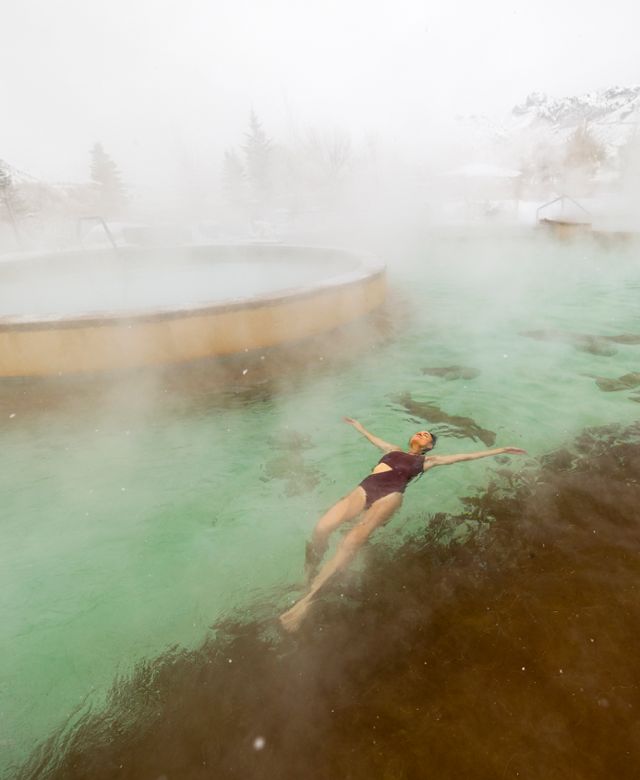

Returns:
512,86,640,131
509,86,640,151
457,86,640,162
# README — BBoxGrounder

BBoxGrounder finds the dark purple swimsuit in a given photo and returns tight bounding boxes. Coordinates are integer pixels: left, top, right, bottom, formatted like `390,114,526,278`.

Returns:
359,450,425,508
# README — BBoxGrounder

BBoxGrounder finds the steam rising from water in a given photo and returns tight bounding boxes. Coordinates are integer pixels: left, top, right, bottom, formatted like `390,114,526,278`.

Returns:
2,232,639,778
2,4,640,777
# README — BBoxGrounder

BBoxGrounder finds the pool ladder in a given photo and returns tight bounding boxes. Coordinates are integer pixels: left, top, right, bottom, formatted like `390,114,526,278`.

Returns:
77,216,119,251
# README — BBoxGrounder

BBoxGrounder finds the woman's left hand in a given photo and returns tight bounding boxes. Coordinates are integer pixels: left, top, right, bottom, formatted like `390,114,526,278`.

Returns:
503,447,527,454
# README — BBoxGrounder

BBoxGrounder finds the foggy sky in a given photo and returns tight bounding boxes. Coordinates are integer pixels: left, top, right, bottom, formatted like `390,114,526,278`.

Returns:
2,0,639,187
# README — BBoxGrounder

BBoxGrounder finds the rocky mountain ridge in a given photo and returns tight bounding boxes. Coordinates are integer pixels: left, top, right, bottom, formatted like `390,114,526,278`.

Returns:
511,86,640,131
454,86,640,191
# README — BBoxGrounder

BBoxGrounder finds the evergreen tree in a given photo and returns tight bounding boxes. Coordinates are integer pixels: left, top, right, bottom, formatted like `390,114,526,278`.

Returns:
221,149,247,209
242,111,272,211
89,142,127,217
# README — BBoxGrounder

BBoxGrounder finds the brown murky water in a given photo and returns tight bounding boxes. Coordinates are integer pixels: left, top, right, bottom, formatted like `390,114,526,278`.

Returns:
17,421,640,780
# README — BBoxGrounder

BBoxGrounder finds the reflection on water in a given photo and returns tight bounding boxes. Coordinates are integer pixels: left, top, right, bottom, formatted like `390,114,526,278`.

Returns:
17,422,640,779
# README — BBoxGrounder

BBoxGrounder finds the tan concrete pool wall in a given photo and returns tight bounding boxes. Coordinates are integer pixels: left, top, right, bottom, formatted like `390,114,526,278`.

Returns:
538,219,592,240
0,245,386,378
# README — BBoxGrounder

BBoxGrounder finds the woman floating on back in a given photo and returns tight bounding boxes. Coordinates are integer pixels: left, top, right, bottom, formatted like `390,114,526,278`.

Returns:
279,417,526,632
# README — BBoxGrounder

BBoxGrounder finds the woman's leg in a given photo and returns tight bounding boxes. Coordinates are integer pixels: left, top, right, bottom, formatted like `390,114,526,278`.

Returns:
281,492,402,632
306,487,366,570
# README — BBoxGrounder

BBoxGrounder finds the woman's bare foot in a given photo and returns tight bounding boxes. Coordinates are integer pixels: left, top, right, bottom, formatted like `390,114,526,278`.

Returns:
279,595,314,633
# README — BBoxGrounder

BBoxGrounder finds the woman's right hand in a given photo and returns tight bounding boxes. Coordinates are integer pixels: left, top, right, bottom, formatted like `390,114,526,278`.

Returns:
343,417,362,430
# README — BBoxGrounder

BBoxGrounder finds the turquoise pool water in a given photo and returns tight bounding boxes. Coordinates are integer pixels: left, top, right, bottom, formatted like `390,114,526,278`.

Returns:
1,232,639,775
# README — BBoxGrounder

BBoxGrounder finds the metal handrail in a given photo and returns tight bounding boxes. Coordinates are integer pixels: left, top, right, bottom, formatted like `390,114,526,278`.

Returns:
77,216,119,251
536,195,592,224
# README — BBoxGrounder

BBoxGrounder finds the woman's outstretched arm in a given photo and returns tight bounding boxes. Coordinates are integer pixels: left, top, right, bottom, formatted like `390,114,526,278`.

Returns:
343,417,400,452
423,446,526,470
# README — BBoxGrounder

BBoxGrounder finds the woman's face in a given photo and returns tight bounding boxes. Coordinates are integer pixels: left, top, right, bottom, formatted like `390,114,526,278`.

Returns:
410,431,434,451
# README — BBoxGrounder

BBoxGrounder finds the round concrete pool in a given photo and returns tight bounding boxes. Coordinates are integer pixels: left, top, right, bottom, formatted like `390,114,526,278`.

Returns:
0,244,386,377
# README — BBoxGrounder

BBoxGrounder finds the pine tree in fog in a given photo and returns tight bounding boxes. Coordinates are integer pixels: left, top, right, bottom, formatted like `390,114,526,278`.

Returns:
221,149,248,210
242,110,272,214
89,142,127,217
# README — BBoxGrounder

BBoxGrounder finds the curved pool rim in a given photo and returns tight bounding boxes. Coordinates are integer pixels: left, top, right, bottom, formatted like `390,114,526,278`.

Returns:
0,244,386,378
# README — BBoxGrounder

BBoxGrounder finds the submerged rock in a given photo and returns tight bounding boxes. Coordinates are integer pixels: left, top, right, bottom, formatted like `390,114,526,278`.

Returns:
421,365,480,381
266,431,315,451
263,453,322,496
261,430,322,495
519,329,618,356
604,333,640,344
594,372,640,392
522,329,640,355
395,392,496,447
539,447,576,471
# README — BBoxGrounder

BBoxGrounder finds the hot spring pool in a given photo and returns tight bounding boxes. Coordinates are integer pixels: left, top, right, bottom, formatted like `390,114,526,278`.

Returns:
2,231,640,777
0,244,384,376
